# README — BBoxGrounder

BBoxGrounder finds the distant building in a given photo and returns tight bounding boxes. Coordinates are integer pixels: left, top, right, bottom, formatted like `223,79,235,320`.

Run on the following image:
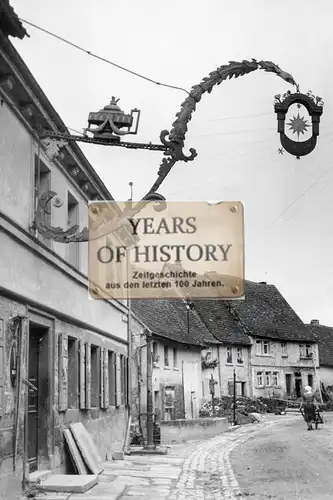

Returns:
305,320,333,389
222,281,320,399
131,298,217,427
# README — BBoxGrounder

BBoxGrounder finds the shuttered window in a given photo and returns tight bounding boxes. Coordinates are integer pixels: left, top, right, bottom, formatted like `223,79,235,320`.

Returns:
90,344,99,408
68,337,78,408
0,319,4,417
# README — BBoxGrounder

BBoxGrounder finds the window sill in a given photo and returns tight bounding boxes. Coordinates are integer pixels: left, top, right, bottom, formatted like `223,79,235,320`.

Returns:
281,354,288,358
173,367,179,371
226,362,233,366
256,354,272,357
255,386,264,389
153,364,160,369
164,366,170,370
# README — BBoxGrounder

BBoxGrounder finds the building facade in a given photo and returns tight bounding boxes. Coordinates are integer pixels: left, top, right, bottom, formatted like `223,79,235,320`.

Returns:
131,298,217,434
0,5,130,495
306,320,333,390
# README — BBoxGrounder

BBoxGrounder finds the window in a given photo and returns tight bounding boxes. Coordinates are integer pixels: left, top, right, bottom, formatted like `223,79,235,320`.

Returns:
67,192,79,268
281,342,288,356
308,374,313,388
68,337,78,408
164,346,169,367
273,371,279,386
256,371,263,387
265,371,271,386
305,344,312,357
90,345,99,407
173,348,178,368
152,342,159,364
236,347,243,364
228,381,234,396
226,347,232,364
108,351,116,406
120,354,127,406
256,340,270,356
299,344,312,358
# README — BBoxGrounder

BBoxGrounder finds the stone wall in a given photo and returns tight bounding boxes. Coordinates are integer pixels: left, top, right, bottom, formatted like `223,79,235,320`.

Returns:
160,417,228,445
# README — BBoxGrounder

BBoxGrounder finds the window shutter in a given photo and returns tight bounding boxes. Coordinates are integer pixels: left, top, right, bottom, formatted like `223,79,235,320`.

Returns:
120,355,124,406
85,341,91,409
0,319,4,417
103,348,109,408
100,348,104,408
115,353,121,407
124,356,128,407
111,351,116,406
58,333,68,412
79,339,86,409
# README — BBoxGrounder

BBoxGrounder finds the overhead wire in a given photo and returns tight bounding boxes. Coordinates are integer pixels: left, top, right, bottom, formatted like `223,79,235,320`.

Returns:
18,18,190,96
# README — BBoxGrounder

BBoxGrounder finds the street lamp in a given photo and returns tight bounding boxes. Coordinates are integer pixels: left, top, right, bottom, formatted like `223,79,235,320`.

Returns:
33,58,323,244
184,297,194,339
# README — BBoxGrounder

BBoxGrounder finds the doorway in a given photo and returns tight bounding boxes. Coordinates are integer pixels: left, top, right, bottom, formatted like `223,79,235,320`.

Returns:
285,374,292,396
295,373,302,398
27,323,50,473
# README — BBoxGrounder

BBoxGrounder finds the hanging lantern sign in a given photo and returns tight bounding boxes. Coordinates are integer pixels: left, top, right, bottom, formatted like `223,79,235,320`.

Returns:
274,90,323,159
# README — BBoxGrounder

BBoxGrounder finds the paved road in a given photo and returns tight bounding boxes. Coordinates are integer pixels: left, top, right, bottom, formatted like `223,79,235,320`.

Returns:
230,413,333,500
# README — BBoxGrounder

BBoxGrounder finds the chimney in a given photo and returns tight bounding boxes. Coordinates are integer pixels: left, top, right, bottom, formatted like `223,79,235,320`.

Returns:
311,319,319,325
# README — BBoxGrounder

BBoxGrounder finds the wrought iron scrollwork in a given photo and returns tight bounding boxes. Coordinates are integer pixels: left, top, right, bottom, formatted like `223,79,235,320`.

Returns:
35,59,297,243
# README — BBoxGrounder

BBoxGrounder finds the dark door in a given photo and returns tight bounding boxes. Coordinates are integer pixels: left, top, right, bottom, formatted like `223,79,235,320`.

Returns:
285,374,292,395
295,377,302,398
28,330,39,472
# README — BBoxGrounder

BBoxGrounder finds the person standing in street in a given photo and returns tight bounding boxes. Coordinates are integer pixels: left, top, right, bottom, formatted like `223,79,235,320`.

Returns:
300,385,318,430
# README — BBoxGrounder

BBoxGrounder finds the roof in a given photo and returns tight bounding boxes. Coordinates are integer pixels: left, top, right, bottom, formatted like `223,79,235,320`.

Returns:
305,323,333,367
131,299,218,347
0,0,27,39
192,299,252,345
226,280,315,342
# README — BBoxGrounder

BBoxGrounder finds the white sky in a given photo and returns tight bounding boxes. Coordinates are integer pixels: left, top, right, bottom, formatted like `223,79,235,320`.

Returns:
10,0,333,326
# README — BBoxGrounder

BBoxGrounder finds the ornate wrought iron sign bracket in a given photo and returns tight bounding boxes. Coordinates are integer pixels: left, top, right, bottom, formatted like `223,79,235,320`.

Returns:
34,58,322,244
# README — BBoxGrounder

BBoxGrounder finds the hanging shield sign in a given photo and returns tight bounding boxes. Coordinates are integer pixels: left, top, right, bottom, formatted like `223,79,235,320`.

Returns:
88,201,245,300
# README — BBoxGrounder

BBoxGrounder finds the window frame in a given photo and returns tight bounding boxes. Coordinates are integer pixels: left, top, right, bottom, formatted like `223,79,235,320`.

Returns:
281,342,288,357
226,346,233,364
164,345,169,368
256,371,263,387
236,347,243,364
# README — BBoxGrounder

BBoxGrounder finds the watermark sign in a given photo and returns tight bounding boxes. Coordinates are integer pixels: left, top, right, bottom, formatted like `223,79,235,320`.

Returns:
88,201,244,300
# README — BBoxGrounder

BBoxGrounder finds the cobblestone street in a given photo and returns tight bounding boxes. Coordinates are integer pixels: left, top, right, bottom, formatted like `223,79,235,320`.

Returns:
70,414,297,500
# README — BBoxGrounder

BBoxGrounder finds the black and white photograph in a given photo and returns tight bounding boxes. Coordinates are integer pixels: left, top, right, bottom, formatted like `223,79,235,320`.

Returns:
0,0,333,499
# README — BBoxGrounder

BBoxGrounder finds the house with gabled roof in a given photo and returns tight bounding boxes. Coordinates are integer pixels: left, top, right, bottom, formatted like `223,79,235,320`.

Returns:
222,281,321,399
131,298,218,421
305,319,333,389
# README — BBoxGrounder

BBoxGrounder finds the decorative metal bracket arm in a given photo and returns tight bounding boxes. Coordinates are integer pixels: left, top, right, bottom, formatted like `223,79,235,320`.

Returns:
34,59,297,243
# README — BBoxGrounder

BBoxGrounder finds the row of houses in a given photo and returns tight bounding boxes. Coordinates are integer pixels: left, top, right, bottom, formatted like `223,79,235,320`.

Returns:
130,282,333,425
0,1,333,497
